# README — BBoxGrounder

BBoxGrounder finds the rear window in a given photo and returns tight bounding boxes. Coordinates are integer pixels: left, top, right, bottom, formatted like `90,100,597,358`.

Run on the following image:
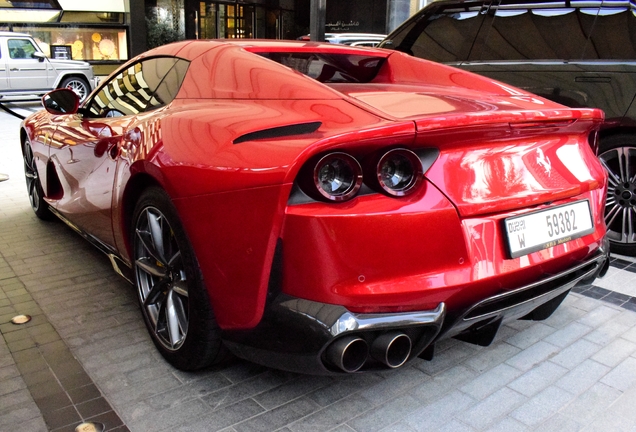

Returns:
257,53,385,83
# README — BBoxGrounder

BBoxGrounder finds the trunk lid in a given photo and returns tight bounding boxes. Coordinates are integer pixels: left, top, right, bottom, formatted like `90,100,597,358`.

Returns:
332,83,606,217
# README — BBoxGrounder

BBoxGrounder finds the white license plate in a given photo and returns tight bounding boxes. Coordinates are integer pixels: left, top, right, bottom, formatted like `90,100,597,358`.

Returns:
504,200,594,258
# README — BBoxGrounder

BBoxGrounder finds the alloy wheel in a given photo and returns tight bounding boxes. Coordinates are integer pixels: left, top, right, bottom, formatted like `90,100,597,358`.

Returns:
599,146,636,247
64,79,89,102
134,206,189,351
23,143,41,212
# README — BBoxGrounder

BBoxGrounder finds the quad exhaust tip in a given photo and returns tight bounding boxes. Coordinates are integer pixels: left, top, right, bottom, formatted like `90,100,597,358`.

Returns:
326,332,413,373
326,336,369,373
371,332,412,368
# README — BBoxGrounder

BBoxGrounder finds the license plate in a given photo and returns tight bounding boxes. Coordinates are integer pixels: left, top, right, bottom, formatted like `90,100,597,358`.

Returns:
504,200,594,258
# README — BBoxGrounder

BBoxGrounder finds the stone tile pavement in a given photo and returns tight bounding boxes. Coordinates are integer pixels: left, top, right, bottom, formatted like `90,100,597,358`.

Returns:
1,102,636,431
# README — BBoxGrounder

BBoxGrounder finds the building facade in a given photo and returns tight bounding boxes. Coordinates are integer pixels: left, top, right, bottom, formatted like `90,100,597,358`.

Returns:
1,0,429,74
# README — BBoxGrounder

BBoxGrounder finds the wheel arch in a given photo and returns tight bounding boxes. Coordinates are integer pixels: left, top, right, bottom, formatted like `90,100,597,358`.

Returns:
54,73,90,89
118,172,163,261
599,126,636,143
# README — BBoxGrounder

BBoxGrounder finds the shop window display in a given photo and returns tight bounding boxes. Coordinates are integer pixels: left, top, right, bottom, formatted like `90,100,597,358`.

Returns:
17,27,128,61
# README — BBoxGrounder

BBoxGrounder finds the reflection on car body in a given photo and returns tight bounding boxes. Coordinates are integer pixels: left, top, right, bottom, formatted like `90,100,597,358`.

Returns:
381,0,636,256
22,40,609,375
298,33,387,47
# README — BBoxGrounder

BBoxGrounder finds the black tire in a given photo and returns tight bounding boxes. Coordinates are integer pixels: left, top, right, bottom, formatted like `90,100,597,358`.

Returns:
59,77,90,103
23,139,53,220
598,134,636,256
131,187,227,370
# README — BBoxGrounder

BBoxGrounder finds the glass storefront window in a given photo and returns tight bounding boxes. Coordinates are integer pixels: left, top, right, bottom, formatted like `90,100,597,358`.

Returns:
197,2,291,40
15,26,128,61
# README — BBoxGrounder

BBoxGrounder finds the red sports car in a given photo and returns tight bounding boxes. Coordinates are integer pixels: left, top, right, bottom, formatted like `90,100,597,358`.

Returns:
21,40,609,374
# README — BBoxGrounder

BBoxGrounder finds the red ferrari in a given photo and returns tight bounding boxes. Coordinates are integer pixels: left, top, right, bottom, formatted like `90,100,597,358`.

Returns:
21,40,609,374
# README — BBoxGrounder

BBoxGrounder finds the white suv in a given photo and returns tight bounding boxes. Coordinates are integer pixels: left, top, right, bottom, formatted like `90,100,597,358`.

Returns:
0,31,98,102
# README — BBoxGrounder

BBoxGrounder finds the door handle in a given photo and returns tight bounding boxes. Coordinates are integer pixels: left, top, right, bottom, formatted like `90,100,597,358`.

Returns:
9,68,18,71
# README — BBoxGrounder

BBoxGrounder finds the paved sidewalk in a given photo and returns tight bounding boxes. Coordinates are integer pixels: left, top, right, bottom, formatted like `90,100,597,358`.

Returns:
2,103,636,432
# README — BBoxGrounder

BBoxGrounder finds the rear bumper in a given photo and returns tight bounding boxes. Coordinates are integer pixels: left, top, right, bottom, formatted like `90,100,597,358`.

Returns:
221,243,609,375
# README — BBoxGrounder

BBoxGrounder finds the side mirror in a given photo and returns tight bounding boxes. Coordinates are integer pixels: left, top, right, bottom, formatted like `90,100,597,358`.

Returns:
42,89,80,115
32,51,46,62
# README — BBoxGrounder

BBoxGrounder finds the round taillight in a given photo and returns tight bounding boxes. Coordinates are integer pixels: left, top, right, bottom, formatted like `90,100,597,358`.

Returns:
313,152,362,202
377,149,422,196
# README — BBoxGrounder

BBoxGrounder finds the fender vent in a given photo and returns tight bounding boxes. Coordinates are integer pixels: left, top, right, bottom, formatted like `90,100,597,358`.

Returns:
233,121,322,144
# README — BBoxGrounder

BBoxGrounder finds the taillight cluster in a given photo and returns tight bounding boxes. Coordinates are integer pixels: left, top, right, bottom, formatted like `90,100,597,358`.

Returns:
302,148,426,202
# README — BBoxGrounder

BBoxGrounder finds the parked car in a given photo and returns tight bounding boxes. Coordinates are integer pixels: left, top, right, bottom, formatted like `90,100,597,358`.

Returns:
298,33,387,46
0,31,97,102
21,40,609,374
380,0,636,256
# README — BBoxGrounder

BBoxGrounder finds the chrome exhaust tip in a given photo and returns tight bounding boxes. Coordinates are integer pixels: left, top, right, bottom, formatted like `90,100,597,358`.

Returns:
371,332,412,368
325,336,369,373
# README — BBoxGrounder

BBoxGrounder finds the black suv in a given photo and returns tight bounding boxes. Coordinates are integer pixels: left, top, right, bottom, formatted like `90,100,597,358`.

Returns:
381,0,636,256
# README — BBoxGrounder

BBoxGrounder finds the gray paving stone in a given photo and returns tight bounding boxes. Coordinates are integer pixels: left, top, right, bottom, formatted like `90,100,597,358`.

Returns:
591,338,636,368
462,342,521,373
505,341,561,371
379,422,417,432
509,386,575,427
202,370,297,411
173,398,265,432
0,376,27,396
403,390,475,432
621,325,636,344
287,394,373,432
144,373,233,410
0,403,44,429
234,397,320,432
549,339,602,370
434,419,476,432
599,357,636,391
505,323,556,350
554,359,610,395
252,375,332,410
347,394,421,432
560,382,622,424
603,384,636,423
0,388,34,412
576,304,621,328
584,319,633,346
307,374,383,408
414,342,479,375
535,413,583,432
108,373,184,407
508,361,568,397
410,365,477,404
543,322,593,348
542,304,586,329
127,399,212,432
483,417,529,432
569,295,604,313
580,411,634,432
358,366,429,406
460,363,524,400
460,387,526,430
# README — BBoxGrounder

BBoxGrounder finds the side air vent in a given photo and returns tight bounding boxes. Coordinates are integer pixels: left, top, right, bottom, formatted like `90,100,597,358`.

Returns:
233,121,322,144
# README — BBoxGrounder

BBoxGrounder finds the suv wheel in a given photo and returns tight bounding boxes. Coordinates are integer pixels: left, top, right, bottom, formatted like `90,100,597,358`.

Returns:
60,77,90,102
599,134,636,256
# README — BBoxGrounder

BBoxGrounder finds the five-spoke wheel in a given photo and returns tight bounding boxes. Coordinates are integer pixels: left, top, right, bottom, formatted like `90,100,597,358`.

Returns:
23,140,52,220
134,205,189,351
132,187,225,370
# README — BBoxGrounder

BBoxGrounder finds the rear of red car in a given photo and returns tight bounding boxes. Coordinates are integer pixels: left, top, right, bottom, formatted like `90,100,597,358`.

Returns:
216,46,608,374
